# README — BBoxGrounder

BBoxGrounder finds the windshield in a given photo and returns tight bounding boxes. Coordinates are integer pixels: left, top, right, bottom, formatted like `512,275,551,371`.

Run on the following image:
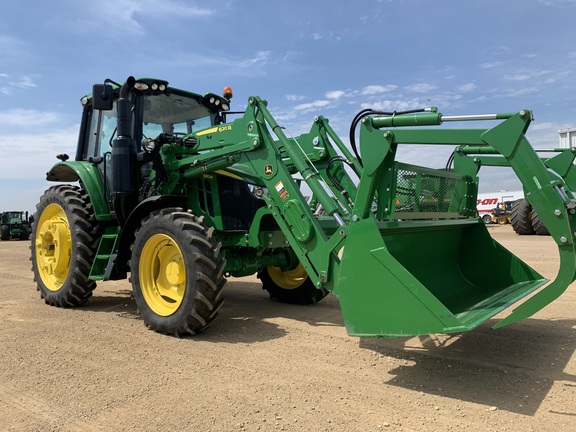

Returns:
140,92,215,140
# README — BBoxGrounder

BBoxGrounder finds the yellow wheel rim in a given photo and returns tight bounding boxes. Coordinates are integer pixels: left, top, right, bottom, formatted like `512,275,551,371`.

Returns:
139,234,186,316
267,263,307,289
35,203,72,291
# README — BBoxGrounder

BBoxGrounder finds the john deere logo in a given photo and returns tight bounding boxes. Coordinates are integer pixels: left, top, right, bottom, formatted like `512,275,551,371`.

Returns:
264,164,273,175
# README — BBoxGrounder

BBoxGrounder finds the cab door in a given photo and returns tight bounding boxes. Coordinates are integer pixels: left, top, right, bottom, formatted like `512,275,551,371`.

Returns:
81,102,118,210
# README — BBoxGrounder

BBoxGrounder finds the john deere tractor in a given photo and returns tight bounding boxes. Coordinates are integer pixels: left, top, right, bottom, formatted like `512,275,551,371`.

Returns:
30,76,576,337
1,211,31,240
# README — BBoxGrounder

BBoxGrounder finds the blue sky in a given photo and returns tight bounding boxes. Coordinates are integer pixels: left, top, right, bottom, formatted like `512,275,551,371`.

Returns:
2,0,576,213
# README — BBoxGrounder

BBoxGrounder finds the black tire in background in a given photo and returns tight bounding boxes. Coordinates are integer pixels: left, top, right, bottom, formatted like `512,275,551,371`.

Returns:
510,198,535,235
130,208,226,337
0,225,9,240
531,210,550,236
19,227,31,240
30,184,101,306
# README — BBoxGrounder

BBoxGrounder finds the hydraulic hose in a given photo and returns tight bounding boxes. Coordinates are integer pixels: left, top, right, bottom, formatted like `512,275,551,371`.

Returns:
325,155,356,204
349,108,426,167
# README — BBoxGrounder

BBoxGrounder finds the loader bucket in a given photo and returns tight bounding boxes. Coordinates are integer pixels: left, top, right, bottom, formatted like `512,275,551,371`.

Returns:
335,218,547,337
325,109,576,337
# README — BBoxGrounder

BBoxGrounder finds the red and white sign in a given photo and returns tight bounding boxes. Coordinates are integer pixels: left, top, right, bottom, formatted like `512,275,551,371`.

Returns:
476,190,524,215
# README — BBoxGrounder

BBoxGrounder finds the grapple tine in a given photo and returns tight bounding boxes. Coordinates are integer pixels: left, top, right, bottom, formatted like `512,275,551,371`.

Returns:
494,241,576,329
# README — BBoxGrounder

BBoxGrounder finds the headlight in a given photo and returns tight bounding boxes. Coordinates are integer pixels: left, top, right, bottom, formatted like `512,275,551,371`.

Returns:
134,82,149,91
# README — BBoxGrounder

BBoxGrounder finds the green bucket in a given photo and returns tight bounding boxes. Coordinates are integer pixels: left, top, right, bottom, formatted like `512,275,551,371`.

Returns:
334,218,546,337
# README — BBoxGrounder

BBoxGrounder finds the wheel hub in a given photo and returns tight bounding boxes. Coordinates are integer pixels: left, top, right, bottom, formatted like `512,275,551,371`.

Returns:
267,263,307,289
35,204,71,291
140,234,186,316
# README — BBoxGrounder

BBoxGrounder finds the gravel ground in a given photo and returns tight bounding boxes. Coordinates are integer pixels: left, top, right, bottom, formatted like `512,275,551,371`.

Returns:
0,224,575,431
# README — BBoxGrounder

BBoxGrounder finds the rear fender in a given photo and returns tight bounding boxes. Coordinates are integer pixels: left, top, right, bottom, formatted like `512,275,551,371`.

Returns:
46,161,112,221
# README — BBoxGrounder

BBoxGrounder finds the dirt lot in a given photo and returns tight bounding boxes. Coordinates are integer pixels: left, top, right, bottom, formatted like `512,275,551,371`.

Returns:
1,225,575,432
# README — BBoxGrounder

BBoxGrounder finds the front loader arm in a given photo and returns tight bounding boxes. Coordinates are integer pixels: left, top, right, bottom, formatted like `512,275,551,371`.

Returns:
149,97,576,337
149,97,354,289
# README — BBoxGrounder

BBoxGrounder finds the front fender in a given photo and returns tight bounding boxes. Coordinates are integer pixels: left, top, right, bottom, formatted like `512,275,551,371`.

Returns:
46,161,112,221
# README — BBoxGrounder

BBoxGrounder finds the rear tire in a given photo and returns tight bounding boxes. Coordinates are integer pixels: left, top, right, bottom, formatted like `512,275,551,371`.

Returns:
130,208,226,337
531,210,550,235
30,184,101,306
258,263,328,305
510,198,534,235
481,214,492,224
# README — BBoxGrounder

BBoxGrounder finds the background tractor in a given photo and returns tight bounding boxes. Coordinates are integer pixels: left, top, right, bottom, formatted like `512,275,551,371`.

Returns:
1,211,32,240
30,76,576,338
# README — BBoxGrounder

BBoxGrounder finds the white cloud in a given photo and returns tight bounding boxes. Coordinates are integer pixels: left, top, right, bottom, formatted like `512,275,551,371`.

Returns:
480,61,505,69
0,109,61,128
9,75,37,89
325,90,346,99
0,74,38,95
0,128,78,181
505,74,531,81
361,85,397,95
538,0,576,6
361,98,426,112
286,94,306,101
54,0,215,36
294,100,330,111
457,83,477,92
282,51,299,62
406,83,436,93
239,51,272,68
497,87,539,97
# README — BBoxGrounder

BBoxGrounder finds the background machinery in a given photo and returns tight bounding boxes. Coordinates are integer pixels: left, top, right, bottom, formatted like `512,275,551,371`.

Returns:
30,76,576,337
490,201,513,225
1,211,32,240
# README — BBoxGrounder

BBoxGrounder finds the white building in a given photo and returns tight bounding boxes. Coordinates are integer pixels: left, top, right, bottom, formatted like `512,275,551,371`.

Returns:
558,128,576,148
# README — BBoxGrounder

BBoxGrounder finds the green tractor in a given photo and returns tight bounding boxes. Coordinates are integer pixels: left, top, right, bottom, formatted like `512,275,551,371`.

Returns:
1,211,32,241
30,76,576,337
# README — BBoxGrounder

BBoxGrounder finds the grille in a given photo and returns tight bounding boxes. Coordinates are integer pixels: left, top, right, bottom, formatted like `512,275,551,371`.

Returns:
391,163,473,219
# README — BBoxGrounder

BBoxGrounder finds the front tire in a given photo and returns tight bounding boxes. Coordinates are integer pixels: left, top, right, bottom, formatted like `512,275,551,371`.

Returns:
30,185,100,306
130,208,226,337
258,263,328,305
0,225,9,240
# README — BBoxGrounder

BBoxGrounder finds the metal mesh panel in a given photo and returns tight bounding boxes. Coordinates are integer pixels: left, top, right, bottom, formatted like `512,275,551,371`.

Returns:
394,164,470,218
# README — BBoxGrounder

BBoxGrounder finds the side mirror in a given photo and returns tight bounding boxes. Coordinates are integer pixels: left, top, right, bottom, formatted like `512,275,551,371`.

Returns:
92,83,114,110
